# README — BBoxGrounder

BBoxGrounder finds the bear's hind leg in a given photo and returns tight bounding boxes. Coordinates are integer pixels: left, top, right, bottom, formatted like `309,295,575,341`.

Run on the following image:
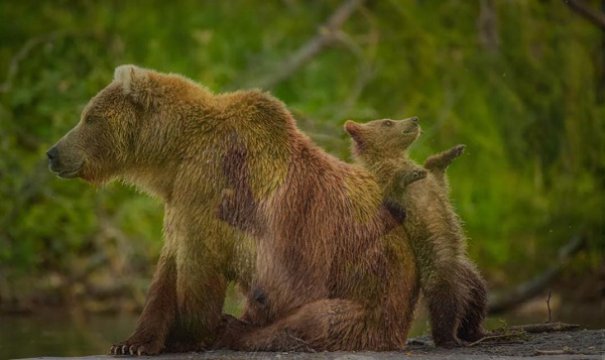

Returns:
216,298,404,351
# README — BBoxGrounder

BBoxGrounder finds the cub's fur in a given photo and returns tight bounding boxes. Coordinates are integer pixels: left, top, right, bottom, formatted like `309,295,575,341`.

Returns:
345,117,487,346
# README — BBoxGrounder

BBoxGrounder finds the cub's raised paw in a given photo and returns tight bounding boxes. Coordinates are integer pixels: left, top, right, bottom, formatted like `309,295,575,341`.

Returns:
451,144,466,158
110,338,163,356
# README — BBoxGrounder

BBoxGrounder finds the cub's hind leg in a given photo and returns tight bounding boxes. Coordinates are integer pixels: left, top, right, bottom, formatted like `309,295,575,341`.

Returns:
456,261,488,342
425,286,463,346
424,267,470,347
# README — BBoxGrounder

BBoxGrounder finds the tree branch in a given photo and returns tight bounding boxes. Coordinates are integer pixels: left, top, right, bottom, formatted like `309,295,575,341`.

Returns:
564,0,605,31
250,0,366,89
0,32,59,93
488,235,586,314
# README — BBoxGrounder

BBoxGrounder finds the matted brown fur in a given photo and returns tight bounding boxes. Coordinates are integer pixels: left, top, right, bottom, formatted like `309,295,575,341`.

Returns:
48,65,419,354
215,132,414,351
345,117,487,347
213,120,418,351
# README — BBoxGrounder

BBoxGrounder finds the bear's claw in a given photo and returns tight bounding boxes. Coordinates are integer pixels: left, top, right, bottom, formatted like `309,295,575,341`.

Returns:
110,338,162,356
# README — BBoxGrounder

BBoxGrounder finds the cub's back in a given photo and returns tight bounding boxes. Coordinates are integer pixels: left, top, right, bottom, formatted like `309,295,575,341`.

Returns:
401,173,465,258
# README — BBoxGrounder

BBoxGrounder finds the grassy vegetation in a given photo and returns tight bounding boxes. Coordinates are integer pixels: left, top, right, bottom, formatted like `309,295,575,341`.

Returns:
0,0,603,310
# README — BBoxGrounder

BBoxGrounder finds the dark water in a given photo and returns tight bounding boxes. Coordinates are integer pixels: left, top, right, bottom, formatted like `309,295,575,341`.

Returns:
0,313,136,359
1,306,603,359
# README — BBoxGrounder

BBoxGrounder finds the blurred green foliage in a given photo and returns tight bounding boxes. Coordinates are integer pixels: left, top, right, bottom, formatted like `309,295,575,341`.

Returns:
0,0,603,304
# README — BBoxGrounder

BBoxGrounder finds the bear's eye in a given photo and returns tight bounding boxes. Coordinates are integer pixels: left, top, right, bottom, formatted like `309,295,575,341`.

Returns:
383,120,393,127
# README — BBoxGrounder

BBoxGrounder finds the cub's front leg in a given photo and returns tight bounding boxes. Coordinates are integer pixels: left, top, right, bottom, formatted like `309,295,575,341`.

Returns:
399,167,427,188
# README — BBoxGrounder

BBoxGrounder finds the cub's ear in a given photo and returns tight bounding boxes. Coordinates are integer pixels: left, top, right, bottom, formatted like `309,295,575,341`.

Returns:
344,120,363,144
113,64,153,107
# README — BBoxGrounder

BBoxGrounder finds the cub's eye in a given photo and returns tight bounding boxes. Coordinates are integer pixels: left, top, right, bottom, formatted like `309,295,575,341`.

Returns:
383,120,393,127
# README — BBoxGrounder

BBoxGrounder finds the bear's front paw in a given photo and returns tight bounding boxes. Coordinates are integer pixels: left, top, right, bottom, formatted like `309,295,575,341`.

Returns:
110,336,164,356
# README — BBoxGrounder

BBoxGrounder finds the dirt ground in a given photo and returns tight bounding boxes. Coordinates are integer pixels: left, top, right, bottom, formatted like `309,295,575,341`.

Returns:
24,329,604,360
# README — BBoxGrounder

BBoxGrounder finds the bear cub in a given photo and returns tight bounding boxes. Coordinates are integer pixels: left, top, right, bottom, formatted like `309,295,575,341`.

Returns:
344,117,487,347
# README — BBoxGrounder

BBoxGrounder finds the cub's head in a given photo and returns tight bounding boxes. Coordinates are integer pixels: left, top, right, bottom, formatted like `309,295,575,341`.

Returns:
344,117,420,161
47,65,190,185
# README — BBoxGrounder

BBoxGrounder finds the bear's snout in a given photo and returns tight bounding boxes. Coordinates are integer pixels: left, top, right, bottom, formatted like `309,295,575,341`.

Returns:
46,144,82,178
46,145,60,171
46,146,58,161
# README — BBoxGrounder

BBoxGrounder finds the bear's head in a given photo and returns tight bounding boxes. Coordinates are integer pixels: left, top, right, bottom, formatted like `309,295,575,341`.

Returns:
344,117,420,160
47,65,197,189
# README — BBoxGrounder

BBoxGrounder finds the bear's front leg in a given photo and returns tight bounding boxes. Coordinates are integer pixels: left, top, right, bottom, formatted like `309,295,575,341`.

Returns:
166,236,228,353
110,247,176,355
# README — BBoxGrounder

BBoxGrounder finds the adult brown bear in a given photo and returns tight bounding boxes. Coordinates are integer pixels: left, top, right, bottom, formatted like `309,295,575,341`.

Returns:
47,65,419,355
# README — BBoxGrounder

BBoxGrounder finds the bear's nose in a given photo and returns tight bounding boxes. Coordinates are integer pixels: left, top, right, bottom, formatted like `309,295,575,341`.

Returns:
46,146,59,161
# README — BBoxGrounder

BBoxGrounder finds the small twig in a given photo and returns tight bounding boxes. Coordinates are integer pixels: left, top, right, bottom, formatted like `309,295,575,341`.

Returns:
284,329,317,353
488,235,586,314
509,322,580,333
546,290,552,322
564,0,605,31
465,331,525,347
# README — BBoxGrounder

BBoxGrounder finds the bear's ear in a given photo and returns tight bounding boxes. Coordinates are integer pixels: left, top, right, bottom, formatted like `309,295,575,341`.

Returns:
344,120,364,144
114,64,153,107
